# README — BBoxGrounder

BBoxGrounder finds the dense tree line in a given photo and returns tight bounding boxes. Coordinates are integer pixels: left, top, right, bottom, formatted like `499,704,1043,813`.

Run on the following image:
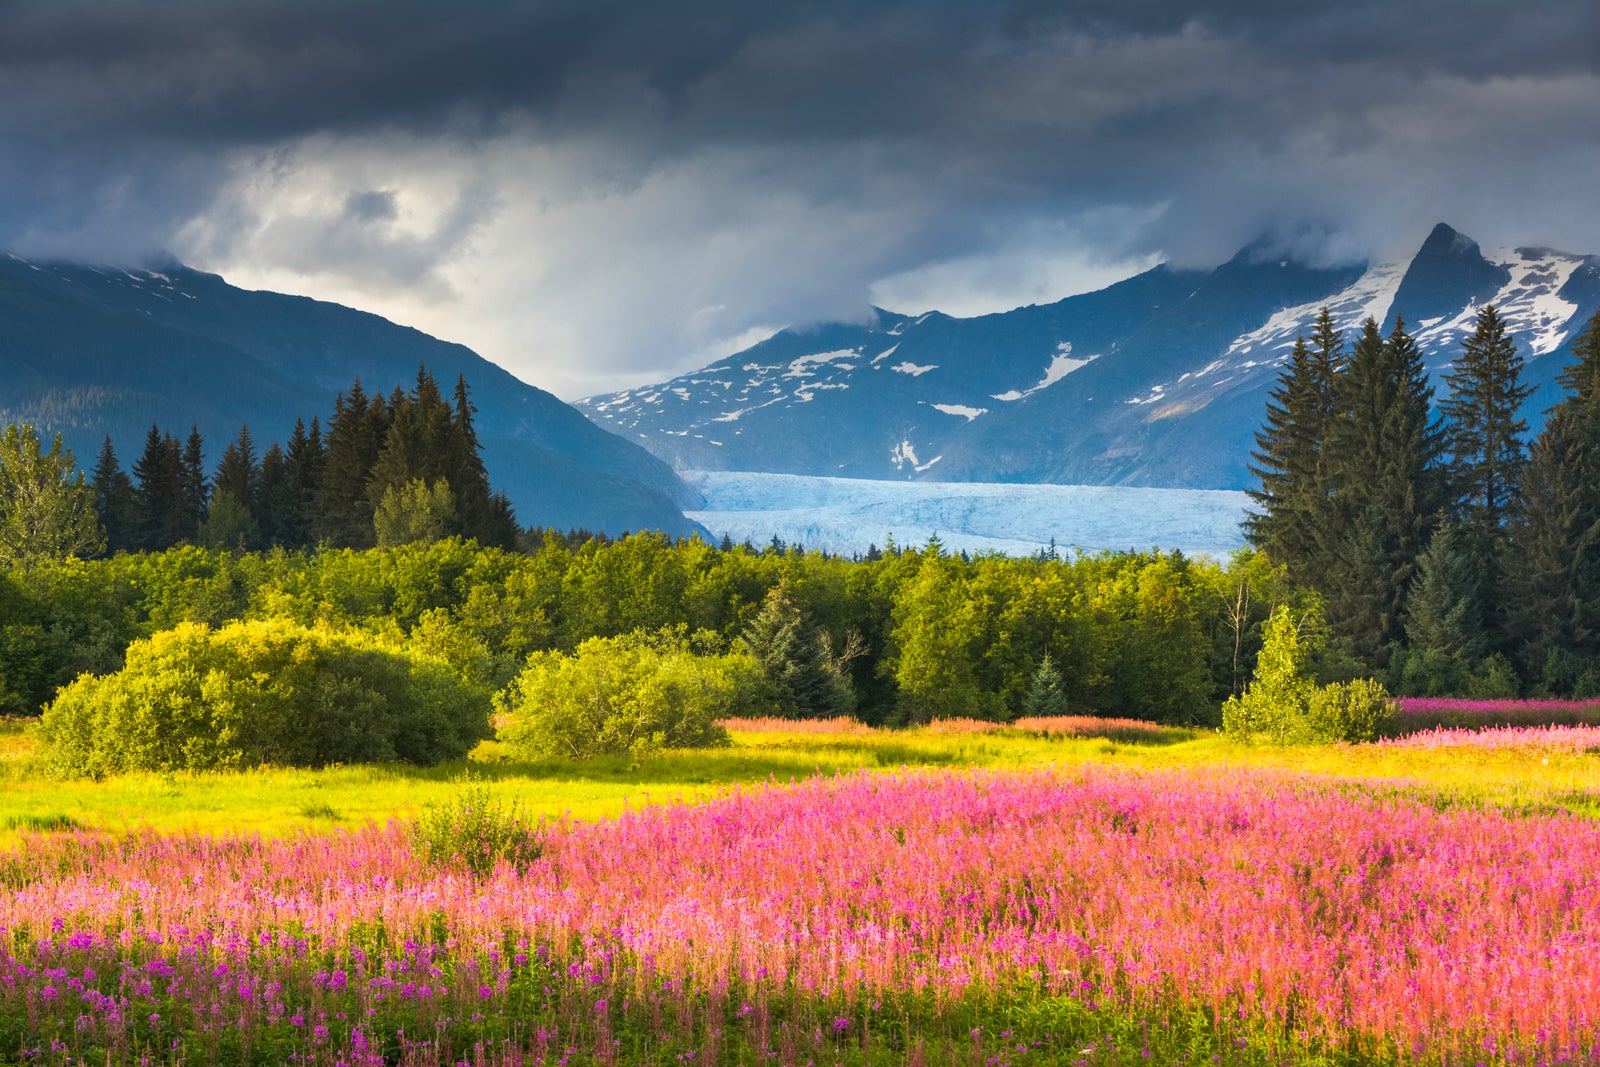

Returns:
89,366,518,555
0,532,1296,726
1247,304,1600,697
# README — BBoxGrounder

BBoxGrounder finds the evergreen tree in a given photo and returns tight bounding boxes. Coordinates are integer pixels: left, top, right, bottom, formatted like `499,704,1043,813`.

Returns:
90,436,137,554
315,382,388,547
1438,305,1532,651
213,424,261,514
1319,316,1447,668
368,367,457,520
1020,652,1069,717
283,417,326,548
1399,523,1487,695
1505,307,1600,692
131,425,189,550
740,582,855,719
1443,305,1532,533
447,374,501,544
181,425,208,542
198,489,259,553
255,443,296,547
1245,309,1340,582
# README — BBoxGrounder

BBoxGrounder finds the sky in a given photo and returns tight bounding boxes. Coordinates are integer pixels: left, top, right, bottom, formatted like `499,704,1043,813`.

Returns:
2,1,1597,400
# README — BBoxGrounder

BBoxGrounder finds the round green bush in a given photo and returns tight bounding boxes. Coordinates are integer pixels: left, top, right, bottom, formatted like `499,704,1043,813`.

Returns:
39,619,491,776
496,629,749,759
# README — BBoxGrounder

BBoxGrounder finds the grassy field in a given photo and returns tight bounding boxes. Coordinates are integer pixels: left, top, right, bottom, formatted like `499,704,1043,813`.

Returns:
4,714,1596,844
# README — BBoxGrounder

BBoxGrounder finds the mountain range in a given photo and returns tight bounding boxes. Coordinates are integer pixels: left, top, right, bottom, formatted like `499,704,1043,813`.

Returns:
577,224,1600,489
0,255,704,537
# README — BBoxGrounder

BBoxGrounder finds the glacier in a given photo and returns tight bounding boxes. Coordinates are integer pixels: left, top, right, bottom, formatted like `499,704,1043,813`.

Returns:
683,470,1252,558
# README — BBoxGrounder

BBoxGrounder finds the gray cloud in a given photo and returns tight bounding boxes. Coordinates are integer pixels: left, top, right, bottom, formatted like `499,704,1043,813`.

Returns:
2,0,1597,396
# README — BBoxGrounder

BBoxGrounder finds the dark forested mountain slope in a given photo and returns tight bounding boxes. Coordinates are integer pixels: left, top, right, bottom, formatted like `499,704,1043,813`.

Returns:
0,255,704,537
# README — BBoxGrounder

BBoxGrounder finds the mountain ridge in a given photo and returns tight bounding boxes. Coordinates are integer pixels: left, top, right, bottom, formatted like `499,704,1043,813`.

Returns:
576,223,1600,490
0,254,707,538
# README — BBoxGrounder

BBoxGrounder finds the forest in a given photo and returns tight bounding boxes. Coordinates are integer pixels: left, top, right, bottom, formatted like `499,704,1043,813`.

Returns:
3,302,1600,774
1246,303,1600,698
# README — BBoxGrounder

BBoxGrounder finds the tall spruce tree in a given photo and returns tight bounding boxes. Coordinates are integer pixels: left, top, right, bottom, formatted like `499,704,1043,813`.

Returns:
212,425,260,512
1505,307,1600,693
203,425,263,551
1320,316,1448,668
448,373,501,543
255,443,296,547
131,425,189,550
315,382,389,547
90,436,138,554
283,417,325,548
1438,305,1532,655
368,367,456,519
181,426,208,542
1245,308,1341,582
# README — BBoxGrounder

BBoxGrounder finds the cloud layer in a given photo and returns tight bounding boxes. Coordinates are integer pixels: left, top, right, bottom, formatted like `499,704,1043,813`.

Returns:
3,0,1597,396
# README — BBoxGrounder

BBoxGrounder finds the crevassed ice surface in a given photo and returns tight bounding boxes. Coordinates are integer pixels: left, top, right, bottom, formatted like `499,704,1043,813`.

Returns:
683,470,1251,558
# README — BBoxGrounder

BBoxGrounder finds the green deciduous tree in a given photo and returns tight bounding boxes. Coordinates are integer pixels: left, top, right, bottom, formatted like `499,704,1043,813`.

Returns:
374,478,456,547
0,424,104,569
39,619,489,776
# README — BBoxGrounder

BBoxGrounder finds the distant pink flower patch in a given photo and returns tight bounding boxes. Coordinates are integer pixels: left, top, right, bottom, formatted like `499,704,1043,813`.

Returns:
718,716,873,734
1382,724,1600,751
924,717,1007,734
1012,715,1183,742
1388,697,1600,735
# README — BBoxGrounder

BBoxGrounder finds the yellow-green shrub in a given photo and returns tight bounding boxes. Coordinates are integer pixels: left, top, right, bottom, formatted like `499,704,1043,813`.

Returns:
496,629,751,759
1223,606,1395,744
39,619,490,776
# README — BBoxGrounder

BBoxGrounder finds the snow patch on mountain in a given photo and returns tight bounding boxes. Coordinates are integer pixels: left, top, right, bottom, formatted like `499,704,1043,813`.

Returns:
1222,259,1410,366
683,471,1250,558
930,403,988,421
992,343,1098,401
1415,246,1584,357
784,349,858,378
890,361,937,376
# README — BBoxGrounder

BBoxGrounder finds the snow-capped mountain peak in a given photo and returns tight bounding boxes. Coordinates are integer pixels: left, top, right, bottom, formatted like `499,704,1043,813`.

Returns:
577,224,1600,490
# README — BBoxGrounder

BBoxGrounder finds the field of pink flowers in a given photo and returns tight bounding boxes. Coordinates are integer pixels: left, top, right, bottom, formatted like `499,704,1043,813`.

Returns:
1389,696,1600,735
4,765,1600,1066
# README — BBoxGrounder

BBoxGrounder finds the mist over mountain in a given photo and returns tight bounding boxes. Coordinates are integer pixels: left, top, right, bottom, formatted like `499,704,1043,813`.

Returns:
0,254,705,538
578,224,1600,490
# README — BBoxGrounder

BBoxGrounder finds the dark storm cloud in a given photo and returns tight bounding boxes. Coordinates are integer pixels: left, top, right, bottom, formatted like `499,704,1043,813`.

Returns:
2,0,1596,392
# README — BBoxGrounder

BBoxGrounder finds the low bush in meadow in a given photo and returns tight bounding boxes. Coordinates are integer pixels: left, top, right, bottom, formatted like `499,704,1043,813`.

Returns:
38,619,491,776
495,629,750,759
410,775,545,878
1222,607,1395,744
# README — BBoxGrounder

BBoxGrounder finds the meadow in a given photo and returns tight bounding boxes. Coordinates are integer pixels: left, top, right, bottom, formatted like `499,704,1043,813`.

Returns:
2,715,1600,1065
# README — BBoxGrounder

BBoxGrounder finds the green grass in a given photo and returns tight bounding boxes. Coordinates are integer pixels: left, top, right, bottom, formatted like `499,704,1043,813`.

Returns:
1,716,1596,845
